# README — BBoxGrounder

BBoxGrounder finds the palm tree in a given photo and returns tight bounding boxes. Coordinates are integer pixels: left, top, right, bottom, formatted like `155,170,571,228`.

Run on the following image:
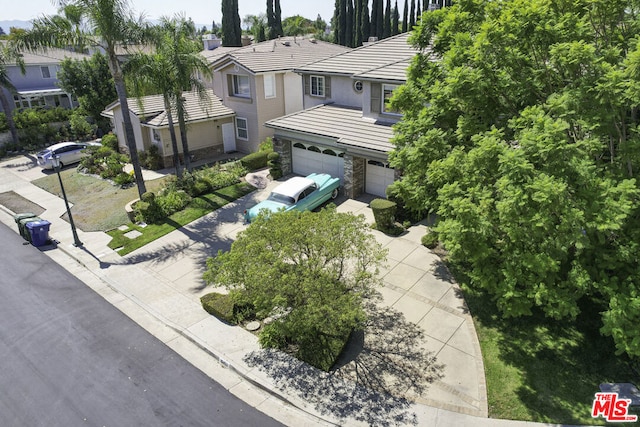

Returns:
15,0,148,197
0,43,25,147
156,16,213,173
124,53,183,179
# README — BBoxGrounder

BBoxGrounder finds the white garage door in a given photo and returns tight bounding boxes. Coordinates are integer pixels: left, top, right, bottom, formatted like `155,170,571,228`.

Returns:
366,160,395,197
292,143,345,182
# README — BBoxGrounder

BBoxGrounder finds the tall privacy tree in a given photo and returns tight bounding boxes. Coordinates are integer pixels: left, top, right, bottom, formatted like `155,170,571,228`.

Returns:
392,1,400,35
16,0,148,196
222,0,242,47
266,0,276,39
274,0,284,37
415,0,421,23
346,0,354,47
390,0,640,358
402,0,408,32
354,0,363,46
361,0,370,42
383,0,391,39
409,0,415,29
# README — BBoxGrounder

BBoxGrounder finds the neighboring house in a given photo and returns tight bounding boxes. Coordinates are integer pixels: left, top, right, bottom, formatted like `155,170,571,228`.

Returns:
101,89,236,167
0,42,88,113
205,36,350,154
265,32,430,198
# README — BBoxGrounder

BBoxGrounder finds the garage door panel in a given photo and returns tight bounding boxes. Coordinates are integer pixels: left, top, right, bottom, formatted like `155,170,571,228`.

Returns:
366,161,395,198
292,145,344,182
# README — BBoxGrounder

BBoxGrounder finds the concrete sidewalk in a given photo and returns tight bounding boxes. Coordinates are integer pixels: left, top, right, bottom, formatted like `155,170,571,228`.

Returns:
0,155,573,426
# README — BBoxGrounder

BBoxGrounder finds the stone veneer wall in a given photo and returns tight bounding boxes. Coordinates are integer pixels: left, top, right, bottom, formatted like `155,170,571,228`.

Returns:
273,137,292,176
344,154,365,198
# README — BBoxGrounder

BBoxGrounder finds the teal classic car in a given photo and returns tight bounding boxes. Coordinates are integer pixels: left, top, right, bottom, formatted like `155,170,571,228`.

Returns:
243,173,340,223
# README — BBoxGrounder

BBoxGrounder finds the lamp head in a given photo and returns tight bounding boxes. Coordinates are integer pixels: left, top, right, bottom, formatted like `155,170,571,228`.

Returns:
52,155,61,169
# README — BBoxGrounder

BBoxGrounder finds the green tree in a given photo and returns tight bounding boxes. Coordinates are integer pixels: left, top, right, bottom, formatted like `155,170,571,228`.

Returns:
282,15,313,37
0,42,25,146
390,0,640,358
274,0,284,37
204,207,386,370
360,0,370,42
392,0,400,35
402,0,408,32
409,0,415,29
416,0,421,23
266,0,276,39
354,0,363,46
243,14,267,42
346,0,354,47
57,52,116,133
15,0,148,197
383,0,391,39
156,16,213,173
371,0,384,39
222,0,242,47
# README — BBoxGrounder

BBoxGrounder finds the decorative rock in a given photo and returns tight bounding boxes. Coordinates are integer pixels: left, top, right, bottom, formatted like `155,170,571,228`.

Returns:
245,321,261,331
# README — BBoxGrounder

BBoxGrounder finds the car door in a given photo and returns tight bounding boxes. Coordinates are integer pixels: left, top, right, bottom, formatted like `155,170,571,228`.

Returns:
296,184,319,211
68,144,86,164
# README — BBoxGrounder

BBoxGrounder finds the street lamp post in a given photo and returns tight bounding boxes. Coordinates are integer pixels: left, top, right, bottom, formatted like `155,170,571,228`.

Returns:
52,155,83,247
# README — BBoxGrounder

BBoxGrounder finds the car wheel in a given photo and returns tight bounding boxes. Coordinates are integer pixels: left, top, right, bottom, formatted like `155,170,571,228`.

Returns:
331,188,339,199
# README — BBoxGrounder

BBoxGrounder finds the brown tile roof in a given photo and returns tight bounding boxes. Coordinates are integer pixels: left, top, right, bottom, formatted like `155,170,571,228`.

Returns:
265,104,395,153
102,89,234,127
1,41,91,65
296,33,425,81
210,36,351,74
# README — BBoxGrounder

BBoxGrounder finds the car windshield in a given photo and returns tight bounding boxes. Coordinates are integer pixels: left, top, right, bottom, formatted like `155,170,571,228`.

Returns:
267,192,295,206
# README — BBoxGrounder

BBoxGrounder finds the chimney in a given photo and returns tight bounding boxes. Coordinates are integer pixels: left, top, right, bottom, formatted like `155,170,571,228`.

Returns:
241,35,251,46
202,34,222,50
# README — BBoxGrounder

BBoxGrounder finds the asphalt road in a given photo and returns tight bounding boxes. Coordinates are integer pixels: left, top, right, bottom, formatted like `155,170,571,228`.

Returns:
0,222,283,427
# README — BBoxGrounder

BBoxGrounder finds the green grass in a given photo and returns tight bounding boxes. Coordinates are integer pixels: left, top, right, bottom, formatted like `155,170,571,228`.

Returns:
32,168,166,231
107,182,254,255
454,265,640,425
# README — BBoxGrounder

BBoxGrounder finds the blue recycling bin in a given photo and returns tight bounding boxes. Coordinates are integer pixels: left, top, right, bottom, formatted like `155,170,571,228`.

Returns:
25,220,51,247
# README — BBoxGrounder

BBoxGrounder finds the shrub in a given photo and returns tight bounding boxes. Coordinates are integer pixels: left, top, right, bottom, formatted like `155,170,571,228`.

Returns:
259,137,273,152
200,292,237,324
156,190,191,216
134,199,164,223
69,111,96,140
240,151,269,171
422,231,439,249
101,133,119,152
258,323,288,349
370,198,397,231
138,145,163,170
140,191,156,203
114,172,134,187
386,185,428,224
267,151,282,180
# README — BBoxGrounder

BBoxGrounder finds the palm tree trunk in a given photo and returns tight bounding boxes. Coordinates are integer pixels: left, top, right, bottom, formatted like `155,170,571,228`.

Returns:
0,90,19,146
108,52,147,198
164,97,182,179
176,96,192,172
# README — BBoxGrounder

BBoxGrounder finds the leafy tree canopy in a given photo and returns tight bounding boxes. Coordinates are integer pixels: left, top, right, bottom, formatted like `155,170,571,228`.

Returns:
204,206,386,369
390,0,640,358
57,52,116,132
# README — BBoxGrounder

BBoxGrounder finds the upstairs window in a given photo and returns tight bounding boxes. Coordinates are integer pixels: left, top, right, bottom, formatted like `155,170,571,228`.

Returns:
232,74,250,98
382,84,400,114
310,75,325,97
41,66,52,79
264,73,276,99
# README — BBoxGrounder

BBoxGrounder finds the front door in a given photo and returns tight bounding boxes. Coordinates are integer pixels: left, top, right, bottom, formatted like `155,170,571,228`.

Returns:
222,122,236,153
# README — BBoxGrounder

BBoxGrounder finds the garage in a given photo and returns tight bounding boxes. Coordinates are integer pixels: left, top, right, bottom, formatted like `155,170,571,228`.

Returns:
366,160,395,197
292,142,345,182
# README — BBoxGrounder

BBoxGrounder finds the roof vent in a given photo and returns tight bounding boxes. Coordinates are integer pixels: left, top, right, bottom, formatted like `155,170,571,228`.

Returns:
368,36,379,42
283,41,291,46
310,38,317,44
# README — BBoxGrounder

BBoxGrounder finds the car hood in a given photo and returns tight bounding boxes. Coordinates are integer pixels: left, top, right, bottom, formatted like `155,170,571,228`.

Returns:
246,200,291,221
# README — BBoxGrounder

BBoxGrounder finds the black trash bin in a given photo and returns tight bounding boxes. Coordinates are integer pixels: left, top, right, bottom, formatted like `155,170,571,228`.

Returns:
26,220,51,247
18,216,41,242
14,213,37,239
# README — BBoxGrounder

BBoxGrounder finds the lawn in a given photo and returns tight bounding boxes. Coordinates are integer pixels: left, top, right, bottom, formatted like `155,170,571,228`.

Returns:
32,168,166,231
107,182,254,255
454,265,640,425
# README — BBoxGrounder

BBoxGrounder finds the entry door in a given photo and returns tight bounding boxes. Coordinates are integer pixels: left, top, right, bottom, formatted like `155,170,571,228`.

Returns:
221,123,236,153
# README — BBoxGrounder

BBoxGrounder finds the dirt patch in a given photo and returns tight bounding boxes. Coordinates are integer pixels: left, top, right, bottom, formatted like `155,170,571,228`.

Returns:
0,191,45,216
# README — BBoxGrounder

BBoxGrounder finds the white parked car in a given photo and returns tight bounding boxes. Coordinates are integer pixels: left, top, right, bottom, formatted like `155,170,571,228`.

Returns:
36,141,99,169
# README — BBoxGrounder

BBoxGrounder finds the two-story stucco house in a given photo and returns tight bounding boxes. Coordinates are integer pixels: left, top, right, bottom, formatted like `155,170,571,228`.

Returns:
265,32,429,198
0,42,87,113
206,36,350,154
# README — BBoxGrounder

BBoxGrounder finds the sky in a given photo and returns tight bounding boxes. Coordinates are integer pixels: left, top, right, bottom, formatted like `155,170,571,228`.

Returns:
4,0,336,27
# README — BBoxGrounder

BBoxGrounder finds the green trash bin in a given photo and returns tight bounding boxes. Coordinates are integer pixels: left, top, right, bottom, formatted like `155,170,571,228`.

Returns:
18,217,41,242
14,213,37,238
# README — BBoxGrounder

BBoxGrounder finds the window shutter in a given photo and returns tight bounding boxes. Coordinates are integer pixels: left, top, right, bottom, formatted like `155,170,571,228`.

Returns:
304,75,310,95
371,83,381,113
325,76,331,98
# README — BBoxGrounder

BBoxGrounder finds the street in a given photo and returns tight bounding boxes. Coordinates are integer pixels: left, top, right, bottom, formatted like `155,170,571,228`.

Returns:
0,222,283,427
